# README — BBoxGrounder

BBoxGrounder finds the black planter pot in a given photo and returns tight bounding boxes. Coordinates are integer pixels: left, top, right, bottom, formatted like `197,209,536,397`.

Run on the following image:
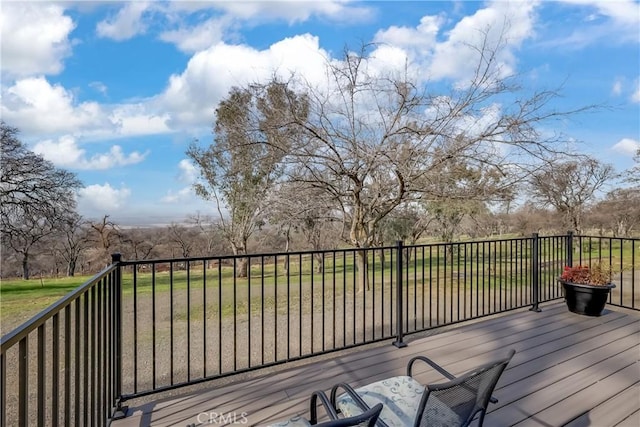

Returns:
559,280,615,316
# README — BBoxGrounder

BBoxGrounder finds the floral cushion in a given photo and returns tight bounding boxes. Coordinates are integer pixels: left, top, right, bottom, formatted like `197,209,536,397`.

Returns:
336,376,424,426
336,376,463,427
267,415,312,427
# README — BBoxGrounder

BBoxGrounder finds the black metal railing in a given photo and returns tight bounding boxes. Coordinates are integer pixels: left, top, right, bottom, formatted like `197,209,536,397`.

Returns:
571,234,639,310
117,245,399,400
0,255,125,427
1,234,638,425
113,233,574,402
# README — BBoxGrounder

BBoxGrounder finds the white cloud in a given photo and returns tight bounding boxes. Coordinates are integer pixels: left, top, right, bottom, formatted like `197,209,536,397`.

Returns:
428,0,538,84
0,2,75,77
632,79,640,103
1,77,173,139
157,1,373,52
365,45,414,80
1,77,107,134
78,183,132,212
89,81,108,96
374,15,443,53
548,0,640,46
33,136,148,170
158,34,329,127
190,0,373,25
159,16,233,53
159,160,199,204
609,77,640,102
459,103,504,138
370,1,538,86
161,187,194,204
611,78,623,96
109,104,172,136
612,138,640,156
559,0,640,26
96,1,151,41
178,159,198,184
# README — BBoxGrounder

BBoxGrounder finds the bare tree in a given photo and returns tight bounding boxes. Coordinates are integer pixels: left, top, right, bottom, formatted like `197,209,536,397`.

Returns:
187,212,228,257
423,155,507,243
165,223,197,259
1,122,82,279
376,204,430,246
266,181,339,272
427,199,489,243
272,33,575,290
87,215,121,268
626,148,640,185
120,228,157,261
187,80,308,277
54,212,91,276
374,204,431,267
529,156,615,234
588,187,640,237
2,204,54,279
509,202,556,235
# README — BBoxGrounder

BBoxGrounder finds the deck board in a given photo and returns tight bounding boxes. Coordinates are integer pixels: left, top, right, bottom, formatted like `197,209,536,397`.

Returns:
564,385,640,427
113,302,640,427
615,409,640,427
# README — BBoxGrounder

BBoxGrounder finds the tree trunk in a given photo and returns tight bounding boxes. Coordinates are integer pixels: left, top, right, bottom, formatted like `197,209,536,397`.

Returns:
313,252,324,273
22,252,30,280
283,229,291,274
232,241,250,278
378,249,386,268
237,257,249,278
67,259,76,277
403,246,414,267
356,249,369,292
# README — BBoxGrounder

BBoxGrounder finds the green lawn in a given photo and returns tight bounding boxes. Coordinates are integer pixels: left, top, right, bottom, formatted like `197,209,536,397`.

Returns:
0,275,91,332
2,236,636,333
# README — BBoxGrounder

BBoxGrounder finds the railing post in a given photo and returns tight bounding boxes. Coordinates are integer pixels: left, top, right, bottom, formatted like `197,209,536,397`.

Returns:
18,338,28,426
110,253,128,419
530,234,541,312
566,231,574,267
392,241,407,348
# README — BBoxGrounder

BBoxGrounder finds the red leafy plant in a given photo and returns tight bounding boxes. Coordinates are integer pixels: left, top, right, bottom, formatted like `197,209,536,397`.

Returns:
560,265,612,286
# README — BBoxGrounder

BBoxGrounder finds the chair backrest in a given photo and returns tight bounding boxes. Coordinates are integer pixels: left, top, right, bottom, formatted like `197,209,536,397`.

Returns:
317,403,383,427
415,350,515,427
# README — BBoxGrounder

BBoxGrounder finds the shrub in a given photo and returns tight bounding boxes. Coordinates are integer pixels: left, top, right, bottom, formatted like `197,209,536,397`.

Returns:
560,265,612,286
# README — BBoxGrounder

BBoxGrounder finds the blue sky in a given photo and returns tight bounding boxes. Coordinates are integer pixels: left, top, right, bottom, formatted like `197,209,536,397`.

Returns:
1,0,639,225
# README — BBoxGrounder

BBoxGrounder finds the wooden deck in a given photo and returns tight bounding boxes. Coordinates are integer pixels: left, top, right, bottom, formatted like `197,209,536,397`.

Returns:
113,301,640,427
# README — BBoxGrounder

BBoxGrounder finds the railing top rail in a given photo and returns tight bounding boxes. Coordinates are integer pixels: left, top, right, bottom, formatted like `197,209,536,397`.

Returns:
1,263,119,352
118,245,400,266
117,234,611,267
403,236,540,249
576,235,640,241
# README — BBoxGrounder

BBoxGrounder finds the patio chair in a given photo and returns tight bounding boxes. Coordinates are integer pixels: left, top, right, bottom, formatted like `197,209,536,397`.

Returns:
268,390,383,427
330,349,515,427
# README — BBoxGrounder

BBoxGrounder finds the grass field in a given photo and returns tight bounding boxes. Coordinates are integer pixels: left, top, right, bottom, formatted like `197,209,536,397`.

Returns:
0,275,92,333
1,236,637,335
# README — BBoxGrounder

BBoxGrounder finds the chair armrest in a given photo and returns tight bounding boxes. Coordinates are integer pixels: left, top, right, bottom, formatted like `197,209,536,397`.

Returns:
407,356,456,380
310,390,340,424
330,383,390,427
330,383,371,414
